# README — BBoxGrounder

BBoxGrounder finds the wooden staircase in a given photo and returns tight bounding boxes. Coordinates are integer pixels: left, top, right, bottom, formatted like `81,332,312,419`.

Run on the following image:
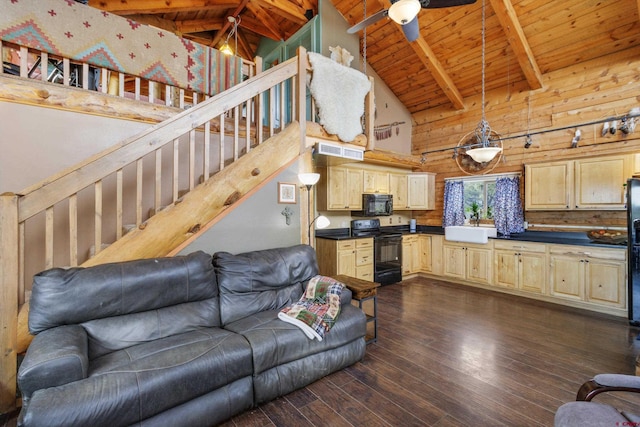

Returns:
0,46,378,413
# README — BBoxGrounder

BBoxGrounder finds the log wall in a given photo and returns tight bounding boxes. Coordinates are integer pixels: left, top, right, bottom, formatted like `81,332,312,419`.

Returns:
411,45,640,229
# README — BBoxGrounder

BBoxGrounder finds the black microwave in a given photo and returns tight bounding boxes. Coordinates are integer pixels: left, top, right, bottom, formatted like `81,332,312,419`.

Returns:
352,194,393,217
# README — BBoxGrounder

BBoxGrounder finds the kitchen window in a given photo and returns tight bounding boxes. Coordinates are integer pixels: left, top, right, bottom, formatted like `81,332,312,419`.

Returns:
464,179,496,219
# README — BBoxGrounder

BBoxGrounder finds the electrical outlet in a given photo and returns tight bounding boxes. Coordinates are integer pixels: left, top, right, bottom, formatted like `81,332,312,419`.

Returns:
398,216,401,223
389,218,392,224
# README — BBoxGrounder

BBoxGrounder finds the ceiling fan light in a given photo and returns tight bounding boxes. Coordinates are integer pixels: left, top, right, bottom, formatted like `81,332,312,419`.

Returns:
388,0,421,25
466,146,502,163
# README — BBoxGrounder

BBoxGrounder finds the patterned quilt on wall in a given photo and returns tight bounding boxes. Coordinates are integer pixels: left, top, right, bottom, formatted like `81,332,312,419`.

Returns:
0,0,243,96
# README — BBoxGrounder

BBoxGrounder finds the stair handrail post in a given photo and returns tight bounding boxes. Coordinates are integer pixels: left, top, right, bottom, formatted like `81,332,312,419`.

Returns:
0,192,19,413
297,46,308,154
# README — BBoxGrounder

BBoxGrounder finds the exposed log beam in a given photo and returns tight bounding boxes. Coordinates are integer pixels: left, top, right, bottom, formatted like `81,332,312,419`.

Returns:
176,17,226,34
238,15,282,39
246,0,286,41
88,0,240,15
411,36,466,110
256,0,309,26
209,0,250,47
489,0,543,90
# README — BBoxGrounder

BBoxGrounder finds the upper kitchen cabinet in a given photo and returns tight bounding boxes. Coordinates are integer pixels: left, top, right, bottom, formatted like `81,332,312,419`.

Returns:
389,172,435,210
525,161,573,210
574,156,629,209
525,155,631,210
363,170,390,194
317,166,363,210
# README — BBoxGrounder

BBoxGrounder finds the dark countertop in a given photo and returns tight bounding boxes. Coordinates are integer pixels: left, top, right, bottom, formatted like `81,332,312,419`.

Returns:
315,226,627,249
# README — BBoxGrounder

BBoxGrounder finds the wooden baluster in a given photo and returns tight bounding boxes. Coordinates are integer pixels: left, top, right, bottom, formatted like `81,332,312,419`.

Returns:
219,114,225,171
189,130,195,190
155,149,162,215
45,206,54,269
136,159,143,226
234,105,239,161
69,194,78,266
94,180,102,256
203,120,211,181
173,139,180,202
116,169,123,239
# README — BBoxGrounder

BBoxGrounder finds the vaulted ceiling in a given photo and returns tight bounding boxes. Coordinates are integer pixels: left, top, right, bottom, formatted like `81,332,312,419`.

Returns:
88,0,640,116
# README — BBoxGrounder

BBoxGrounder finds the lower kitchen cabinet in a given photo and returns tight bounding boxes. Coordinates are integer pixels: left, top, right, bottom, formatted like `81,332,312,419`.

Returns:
316,238,373,280
493,241,547,294
549,244,626,308
402,235,421,276
443,241,493,285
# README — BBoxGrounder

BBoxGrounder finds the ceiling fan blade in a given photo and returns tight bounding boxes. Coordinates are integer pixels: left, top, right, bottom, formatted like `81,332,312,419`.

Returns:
401,17,420,42
347,9,389,34
423,0,477,8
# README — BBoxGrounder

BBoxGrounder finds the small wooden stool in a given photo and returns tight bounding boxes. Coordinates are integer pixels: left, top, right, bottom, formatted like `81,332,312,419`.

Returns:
333,275,380,344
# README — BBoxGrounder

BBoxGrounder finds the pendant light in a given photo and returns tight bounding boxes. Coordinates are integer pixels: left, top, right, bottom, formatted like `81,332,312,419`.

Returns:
465,0,502,164
220,16,239,56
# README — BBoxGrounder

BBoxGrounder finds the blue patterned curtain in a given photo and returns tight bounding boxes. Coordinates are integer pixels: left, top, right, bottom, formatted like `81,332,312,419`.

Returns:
493,177,525,236
443,180,465,227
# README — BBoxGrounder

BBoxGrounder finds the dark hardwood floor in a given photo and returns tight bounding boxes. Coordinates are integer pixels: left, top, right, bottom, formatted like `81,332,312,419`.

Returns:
4,276,640,426
224,277,640,427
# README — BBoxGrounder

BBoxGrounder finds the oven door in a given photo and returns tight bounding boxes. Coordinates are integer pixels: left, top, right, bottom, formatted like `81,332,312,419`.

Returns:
374,234,402,285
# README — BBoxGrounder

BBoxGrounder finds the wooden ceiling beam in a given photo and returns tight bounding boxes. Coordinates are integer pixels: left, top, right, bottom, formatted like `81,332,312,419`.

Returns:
246,0,286,41
208,0,250,47
489,0,543,90
257,0,309,25
88,0,240,15
238,16,283,39
123,14,179,33
412,36,465,110
176,18,226,34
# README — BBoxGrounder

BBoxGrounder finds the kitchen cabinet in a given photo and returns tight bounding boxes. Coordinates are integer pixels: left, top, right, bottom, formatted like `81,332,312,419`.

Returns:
389,172,435,210
355,238,374,281
402,235,421,276
363,170,389,194
493,241,547,294
574,156,629,209
525,155,631,210
317,166,363,211
525,161,573,210
443,241,493,285
419,235,432,272
549,244,626,308
315,238,373,280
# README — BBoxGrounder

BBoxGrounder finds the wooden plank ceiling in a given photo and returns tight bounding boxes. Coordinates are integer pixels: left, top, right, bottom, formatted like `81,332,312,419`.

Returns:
88,0,640,116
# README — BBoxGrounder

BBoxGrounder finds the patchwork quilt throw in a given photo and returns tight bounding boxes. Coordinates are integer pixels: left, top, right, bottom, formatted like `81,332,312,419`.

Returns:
0,0,242,95
278,275,345,341
307,52,371,143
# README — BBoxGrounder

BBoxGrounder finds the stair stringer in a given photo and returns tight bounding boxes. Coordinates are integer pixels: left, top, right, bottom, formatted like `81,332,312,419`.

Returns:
82,121,303,267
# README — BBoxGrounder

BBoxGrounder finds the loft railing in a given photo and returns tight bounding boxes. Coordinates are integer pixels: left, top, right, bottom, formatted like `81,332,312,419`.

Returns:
0,46,323,413
1,40,256,109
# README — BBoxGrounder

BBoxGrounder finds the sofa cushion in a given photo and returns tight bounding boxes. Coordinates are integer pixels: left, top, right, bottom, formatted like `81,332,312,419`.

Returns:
213,244,319,325
224,304,366,375
20,327,253,427
82,298,221,359
29,251,218,334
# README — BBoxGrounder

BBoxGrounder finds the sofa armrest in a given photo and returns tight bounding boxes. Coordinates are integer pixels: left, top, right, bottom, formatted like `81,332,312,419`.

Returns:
577,374,640,401
18,324,89,400
340,287,353,305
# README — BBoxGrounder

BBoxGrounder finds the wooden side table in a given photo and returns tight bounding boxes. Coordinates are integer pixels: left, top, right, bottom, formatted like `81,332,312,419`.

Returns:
334,275,381,344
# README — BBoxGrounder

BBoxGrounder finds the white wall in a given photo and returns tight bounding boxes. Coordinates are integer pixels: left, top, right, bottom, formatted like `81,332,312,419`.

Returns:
0,101,149,193
319,0,412,154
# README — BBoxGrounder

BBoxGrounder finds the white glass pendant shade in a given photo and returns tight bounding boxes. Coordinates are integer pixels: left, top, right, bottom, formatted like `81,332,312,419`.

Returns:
466,146,501,163
298,173,320,187
314,215,330,230
388,0,421,25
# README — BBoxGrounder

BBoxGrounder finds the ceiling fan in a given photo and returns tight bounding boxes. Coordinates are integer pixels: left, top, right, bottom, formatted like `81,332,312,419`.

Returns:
347,0,477,42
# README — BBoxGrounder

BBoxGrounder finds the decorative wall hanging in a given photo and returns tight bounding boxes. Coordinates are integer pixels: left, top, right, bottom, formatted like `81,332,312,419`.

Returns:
374,121,405,140
0,0,243,95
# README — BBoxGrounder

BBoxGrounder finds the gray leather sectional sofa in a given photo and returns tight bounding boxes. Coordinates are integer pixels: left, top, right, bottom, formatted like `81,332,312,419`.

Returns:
17,245,367,426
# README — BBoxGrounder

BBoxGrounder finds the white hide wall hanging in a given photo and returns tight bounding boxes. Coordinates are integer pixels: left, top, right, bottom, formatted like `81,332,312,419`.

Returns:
307,50,371,142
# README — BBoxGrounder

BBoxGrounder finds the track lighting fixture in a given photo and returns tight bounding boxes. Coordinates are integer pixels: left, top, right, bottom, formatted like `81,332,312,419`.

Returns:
524,135,532,149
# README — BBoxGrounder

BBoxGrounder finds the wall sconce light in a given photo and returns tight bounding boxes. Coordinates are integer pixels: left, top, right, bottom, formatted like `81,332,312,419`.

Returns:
220,16,239,56
298,173,322,244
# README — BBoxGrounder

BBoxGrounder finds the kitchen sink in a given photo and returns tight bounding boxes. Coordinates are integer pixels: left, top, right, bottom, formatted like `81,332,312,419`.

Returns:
444,225,497,244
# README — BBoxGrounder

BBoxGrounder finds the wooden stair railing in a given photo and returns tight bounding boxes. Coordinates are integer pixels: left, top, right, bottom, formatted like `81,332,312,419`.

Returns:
0,47,322,413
